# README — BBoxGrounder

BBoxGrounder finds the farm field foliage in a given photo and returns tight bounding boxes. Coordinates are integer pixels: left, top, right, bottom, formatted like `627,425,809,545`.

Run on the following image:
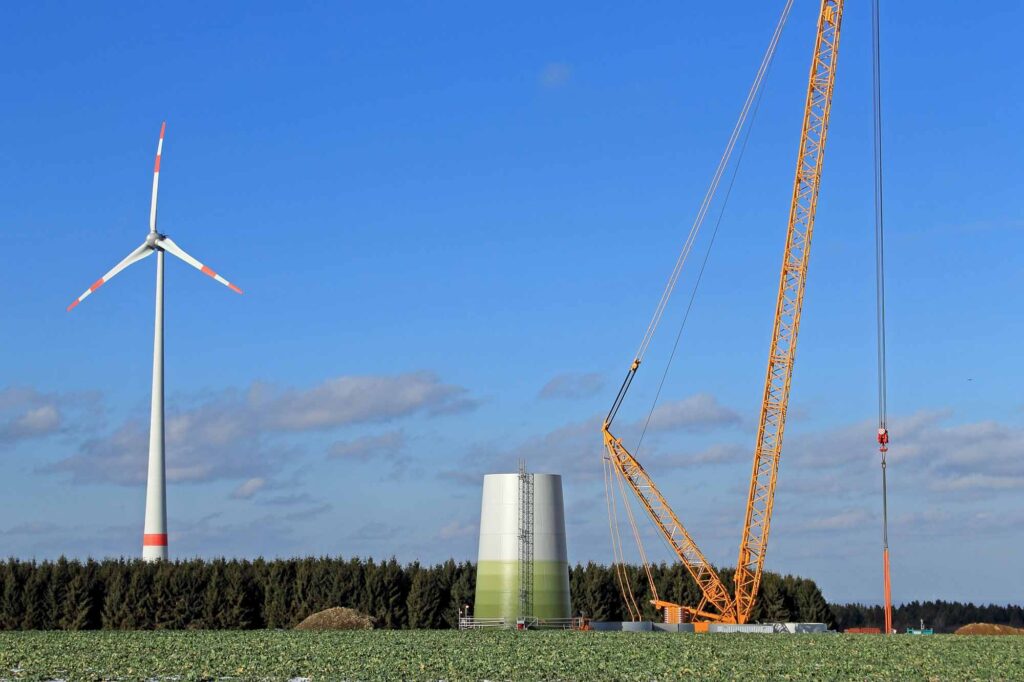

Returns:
1,630,1022,681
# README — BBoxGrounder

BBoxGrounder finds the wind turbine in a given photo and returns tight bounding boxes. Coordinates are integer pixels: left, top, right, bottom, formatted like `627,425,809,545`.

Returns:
67,122,243,561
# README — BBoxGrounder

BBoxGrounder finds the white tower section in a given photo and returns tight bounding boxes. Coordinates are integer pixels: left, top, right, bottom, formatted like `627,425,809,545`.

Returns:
475,472,570,621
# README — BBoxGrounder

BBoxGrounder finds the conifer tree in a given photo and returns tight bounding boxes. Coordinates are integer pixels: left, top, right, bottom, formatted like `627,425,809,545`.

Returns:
263,561,294,629
795,579,833,626
360,559,383,622
47,557,71,629
0,560,23,630
222,560,258,629
200,559,226,629
21,564,49,630
152,562,179,629
0,563,7,629
329,558,361,609
101,563,130,629
292,558,318,623
759,575,792,622
172,561,205,628
60,568,95,630
444,562,475,628
123,563,154,629
407,568,444,629
381,558,410,629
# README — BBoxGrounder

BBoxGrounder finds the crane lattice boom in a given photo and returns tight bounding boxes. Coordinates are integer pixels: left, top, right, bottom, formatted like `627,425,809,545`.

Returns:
603,428,734,620
733,0,844,623
602,0,844,625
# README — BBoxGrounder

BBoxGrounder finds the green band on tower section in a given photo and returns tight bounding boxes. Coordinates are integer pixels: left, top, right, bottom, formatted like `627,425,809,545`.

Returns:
474,560,570,620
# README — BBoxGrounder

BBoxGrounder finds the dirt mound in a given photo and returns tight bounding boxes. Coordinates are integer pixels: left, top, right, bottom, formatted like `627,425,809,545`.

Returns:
954,623,1024,636
294,607,375,630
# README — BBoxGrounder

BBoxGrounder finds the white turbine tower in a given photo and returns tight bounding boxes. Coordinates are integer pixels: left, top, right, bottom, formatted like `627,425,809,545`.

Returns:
67,122,243,561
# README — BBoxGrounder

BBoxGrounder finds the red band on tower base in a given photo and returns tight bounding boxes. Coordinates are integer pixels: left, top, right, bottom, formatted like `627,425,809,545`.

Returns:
143,533,168,546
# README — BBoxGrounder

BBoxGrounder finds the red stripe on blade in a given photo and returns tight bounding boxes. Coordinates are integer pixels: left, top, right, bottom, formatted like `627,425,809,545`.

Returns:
89,279,104,292
228,283,243,294
154,155,161,172
143,533,168,546
201,265,216,277
159,122,166,139
67,300,80,312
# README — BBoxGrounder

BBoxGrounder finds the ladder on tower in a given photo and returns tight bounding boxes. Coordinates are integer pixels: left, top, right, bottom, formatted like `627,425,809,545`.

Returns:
518,459,535,624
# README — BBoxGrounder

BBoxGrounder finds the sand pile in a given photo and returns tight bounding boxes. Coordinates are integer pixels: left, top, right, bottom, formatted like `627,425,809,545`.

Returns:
294,607,375,630
954,623,1024,636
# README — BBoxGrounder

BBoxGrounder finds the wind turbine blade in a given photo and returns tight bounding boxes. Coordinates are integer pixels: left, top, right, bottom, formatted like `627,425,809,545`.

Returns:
66,242,154,311
158,236,243,294
149,121,166,233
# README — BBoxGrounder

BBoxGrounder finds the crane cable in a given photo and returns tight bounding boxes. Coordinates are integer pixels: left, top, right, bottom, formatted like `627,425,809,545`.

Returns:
871,0,894,636
603,457,642,620
622,24,777,608
606,0,794,431
634,43,775,461
602,0,794,617
629,0,795,369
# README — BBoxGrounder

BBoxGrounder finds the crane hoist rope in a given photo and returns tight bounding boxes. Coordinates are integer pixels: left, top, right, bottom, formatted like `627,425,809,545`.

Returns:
871,0,894,636
633,28,778,464
604,0,795,431
602,0,845,624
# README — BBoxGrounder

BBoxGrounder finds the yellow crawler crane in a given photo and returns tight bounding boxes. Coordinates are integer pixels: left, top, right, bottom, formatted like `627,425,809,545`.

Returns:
602,0,844,624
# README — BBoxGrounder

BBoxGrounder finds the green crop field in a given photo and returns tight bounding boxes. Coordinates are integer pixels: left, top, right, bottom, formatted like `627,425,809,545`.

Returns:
1,630,1021,681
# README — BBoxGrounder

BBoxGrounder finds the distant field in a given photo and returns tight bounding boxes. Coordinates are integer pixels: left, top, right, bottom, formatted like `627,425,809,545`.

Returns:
1,630,1021,681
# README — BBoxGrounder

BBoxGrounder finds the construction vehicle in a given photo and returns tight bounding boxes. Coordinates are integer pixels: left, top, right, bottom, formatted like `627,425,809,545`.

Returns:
602,0,845,625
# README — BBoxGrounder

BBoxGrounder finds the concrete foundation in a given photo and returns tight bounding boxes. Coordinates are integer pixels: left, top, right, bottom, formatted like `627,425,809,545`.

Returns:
768,622,829,633
621,621,654,632
708,623,775,633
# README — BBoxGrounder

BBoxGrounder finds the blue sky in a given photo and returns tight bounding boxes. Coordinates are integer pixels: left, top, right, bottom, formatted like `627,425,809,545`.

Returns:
1,1,1021,606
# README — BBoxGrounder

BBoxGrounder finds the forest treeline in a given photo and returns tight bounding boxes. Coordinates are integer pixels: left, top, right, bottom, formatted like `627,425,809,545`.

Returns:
0,557,828,630
831,601,1024,633
0,557,1015,631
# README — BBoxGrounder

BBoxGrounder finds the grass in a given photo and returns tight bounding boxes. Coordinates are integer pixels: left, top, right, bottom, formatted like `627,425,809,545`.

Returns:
1,630,1022,681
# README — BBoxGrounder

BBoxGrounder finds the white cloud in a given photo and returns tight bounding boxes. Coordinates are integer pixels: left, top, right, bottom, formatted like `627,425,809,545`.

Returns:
439,393,744,487
787,410,1024,493
0,386,98,446
643,394,742,433
251,372,476,431
538,372,605,400
329,431,405,461
652,442,747,469
439,416,604,486
230,477,267,499
438,520,477,541
930,473,1024,492
801,508,873,532
45,372,475,486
